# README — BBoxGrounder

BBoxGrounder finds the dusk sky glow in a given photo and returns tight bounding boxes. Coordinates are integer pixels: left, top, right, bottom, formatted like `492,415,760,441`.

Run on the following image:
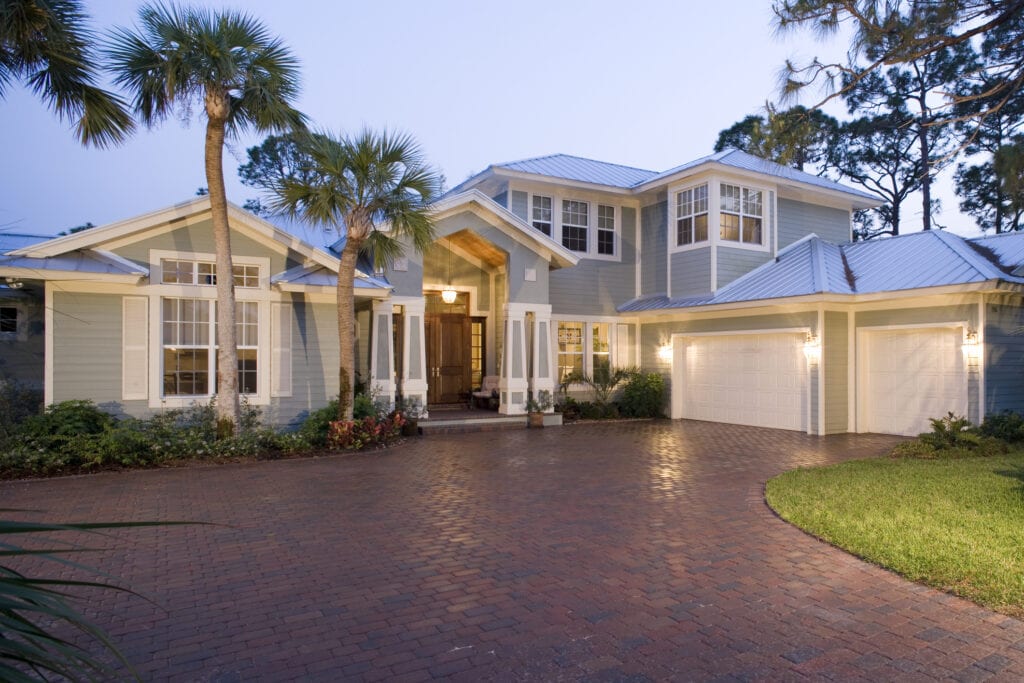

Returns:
0,0,972,243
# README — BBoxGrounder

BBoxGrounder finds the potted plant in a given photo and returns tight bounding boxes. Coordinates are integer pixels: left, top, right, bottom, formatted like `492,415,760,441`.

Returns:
398,396,424,437
525,390,552,428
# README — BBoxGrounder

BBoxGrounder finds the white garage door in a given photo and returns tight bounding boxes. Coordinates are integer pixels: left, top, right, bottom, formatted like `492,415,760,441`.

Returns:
860,327,967,436
675,333,807,431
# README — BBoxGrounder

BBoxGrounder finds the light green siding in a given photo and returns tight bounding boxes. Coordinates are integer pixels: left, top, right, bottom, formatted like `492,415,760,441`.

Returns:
984,297,1024,415
778,198,851,248
272,296,341,428
640,199,667,296
670,248,711,298
112,218,306,275
717,246,770,289
510,191,529,221
549,206,637,316
823,311,848,434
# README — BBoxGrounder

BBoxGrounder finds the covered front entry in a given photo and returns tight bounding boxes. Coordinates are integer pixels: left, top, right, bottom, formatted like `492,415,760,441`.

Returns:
672,332,808,432
423,291,482,405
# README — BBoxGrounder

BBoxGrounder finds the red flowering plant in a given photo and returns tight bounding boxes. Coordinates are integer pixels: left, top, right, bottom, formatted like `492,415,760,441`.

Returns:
327,411,406,450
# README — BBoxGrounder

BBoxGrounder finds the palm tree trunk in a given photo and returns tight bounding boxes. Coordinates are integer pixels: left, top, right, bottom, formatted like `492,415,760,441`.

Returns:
204,97,240,436
336,240,361,421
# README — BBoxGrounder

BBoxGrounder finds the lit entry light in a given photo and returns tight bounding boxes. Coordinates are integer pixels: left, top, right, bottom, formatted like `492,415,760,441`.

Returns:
441,288,457,304
803,333,821,360
657,343,673,362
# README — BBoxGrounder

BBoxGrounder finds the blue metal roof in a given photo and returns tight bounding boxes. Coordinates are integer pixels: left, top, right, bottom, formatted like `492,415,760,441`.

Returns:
619,230,1024,313
970,232,1024,275
494,154,658,188
271,263,391,290
0,250,147,277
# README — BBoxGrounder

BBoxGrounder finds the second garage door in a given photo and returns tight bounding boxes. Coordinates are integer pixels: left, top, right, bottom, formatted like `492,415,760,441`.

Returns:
859,326,968,436
675,332,807,431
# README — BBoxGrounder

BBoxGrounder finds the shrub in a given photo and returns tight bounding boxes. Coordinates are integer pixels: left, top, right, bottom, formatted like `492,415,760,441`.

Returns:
980,411,1024,443
20,400,113,438
891,412,1010,460
297,399,340,447
327,412,405,451
0,380,43,441
617,372,665,418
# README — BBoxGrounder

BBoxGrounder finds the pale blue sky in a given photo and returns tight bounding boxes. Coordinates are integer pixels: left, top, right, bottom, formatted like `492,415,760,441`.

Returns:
0,0,969,241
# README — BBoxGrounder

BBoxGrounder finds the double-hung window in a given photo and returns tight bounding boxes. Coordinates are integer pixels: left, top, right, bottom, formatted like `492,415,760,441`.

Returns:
162,298,259,396
562,200,589,252
597,205,615,256
557,321,615,383
531,195,552,236
720,183,763,244
592,323,610,380
676,184,709,246
557,321,584,382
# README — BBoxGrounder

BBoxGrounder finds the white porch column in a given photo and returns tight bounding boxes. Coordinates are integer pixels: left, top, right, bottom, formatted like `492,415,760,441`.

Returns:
530,304,555,412
393,295,428,418
499,303,530,414
370,300,396,408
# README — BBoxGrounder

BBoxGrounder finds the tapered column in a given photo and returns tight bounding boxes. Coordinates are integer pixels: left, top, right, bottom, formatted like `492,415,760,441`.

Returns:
370,299,395,408
499,303,529,414
394,295,428,418
530,305,555,412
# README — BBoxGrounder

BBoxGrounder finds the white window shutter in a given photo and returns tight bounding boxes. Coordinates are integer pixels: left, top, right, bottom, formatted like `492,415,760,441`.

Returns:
122,297,149,400
271,302,292,397
616,323,632,367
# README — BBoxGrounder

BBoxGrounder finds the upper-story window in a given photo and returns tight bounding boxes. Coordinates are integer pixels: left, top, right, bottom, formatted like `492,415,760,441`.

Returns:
597,205,615,256
676,184,709,247
160,259,260,288
561,200,589,252
531,195,552,236
720,183,763,244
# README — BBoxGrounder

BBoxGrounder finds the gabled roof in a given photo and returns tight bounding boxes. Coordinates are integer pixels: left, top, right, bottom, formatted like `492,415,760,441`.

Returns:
270,262,391,292
619,230,1024,313
2,197,388,289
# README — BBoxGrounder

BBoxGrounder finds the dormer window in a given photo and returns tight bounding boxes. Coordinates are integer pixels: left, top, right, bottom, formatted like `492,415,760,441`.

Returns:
676,184,709,246
720,183,762,245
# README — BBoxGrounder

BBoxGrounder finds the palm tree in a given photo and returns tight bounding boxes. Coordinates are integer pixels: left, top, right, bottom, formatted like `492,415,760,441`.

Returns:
107,4,304,434
1,0,133,146
272,129,440,420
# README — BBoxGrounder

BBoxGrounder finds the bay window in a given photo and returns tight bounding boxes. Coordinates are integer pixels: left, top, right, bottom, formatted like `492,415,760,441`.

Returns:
720,183,763,244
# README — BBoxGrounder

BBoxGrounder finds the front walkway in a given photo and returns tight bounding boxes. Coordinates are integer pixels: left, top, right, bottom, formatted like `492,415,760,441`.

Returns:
3,421,1023,681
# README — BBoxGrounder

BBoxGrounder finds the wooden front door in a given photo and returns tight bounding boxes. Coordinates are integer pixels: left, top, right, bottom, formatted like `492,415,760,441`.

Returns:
425,292,472,404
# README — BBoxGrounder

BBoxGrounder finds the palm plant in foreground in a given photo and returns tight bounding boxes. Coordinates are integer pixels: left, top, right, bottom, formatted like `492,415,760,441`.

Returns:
270,130,441,420
0,0,133,146
106,3,305,434
0,514,192,681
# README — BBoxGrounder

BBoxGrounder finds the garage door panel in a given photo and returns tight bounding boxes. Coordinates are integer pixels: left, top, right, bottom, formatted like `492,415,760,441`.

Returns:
678,333,807,432
862,327,967,436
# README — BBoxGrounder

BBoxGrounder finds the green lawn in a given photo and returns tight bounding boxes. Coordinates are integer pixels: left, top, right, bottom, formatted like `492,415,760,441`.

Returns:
765,452,1024,617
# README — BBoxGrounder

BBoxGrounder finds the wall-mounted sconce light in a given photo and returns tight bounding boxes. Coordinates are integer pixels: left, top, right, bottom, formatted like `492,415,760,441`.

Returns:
657,343,673,363
963,329,980,361
803,333,821,360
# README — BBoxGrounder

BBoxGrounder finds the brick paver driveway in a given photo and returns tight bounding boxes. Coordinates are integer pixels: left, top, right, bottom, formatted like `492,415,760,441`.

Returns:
4,420,1024,681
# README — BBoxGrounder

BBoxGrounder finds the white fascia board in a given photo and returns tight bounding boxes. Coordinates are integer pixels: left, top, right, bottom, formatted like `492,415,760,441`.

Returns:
91,249,150,276
0,266,144,284
430,190,581,268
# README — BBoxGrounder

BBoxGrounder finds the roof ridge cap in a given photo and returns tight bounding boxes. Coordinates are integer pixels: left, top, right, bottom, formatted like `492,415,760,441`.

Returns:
932,229,1007,280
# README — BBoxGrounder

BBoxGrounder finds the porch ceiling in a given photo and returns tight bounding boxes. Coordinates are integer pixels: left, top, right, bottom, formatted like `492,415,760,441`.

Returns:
447,229,506,269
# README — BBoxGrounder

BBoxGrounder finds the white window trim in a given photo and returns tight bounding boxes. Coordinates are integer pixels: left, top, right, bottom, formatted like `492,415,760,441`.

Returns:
147,249,272,408
551,315,630,385
530,193,553,237
669,176,774,254
524,187,622,262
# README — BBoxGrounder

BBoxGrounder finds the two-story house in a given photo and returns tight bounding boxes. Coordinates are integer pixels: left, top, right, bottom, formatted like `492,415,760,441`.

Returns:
4,149,1024,436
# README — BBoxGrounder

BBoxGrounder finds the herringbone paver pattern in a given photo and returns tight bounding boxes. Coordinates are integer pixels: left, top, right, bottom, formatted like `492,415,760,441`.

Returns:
4,420,1024,681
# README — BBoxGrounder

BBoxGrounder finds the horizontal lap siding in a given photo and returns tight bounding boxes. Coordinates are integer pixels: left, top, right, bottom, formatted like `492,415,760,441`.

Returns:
778,198,851,248
510,191,529,221
985,301,1024,415
717,247,770,290
641,201,667,296
670,249,711,298
550,206,636,316
272,298,340,428
824,311,848,434
52,292,131,411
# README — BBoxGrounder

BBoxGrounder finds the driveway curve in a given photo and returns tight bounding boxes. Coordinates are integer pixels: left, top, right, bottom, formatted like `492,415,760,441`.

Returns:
3,420,1024,681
